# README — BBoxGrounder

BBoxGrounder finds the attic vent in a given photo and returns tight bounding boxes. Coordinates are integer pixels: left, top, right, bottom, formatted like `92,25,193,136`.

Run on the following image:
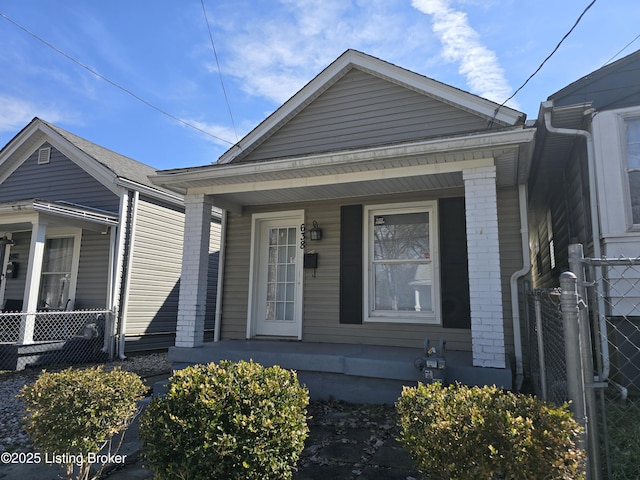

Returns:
38,147,51,165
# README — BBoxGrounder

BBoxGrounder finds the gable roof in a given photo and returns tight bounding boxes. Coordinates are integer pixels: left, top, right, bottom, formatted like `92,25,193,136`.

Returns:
218,49,525,164
549,48,640,111
0,117,181,203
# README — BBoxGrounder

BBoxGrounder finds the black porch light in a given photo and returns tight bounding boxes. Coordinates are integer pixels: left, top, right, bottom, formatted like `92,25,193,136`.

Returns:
309,220,323,241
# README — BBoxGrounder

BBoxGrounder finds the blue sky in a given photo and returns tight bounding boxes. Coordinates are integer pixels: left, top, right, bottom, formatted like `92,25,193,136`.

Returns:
1,0,639,170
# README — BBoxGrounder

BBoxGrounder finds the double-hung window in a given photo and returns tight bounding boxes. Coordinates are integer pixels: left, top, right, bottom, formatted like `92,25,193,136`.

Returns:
626,117,640,225
38,232,80,310
364,201,438,324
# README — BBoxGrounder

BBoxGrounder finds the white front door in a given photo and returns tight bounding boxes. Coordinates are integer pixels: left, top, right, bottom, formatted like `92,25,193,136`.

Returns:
250,212,303,338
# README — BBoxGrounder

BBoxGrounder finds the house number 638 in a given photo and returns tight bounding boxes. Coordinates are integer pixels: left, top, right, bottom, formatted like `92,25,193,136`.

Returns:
300,223,306,249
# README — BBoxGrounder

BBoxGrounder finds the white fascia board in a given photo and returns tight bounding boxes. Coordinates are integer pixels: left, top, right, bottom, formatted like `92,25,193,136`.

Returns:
36,122,122,195
0,122,48,184
191,158,494,196
156,128,534,190
115,178,185,208
217,50,524,164
349,51,523,125
218,52,354,164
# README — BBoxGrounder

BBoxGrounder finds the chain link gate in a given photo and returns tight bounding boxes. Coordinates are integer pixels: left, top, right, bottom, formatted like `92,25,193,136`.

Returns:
528,245,640,479
0,309,115,371
570,246,640,480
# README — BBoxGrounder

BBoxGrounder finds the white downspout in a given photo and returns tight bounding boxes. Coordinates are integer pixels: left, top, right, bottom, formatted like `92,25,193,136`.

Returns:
543,101,610,381
214,210,227,342
118,190,139,360
510,184,531,391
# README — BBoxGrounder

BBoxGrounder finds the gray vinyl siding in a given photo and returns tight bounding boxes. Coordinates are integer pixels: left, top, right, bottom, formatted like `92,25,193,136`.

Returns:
74,230,110,309
123,196,221,351
1,231,30,305
552,51,640,112
124,196,185,350
2,230,110,310
529,143,590,289
0,143,119,212
238,69,492,163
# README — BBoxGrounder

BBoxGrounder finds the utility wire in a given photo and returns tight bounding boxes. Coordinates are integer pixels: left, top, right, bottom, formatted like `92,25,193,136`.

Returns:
602,33,640,67
489,0,597,125
200,0,239,143
0,12,236,146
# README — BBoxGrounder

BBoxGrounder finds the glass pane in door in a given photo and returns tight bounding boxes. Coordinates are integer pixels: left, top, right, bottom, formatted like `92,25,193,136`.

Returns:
265,227,297,321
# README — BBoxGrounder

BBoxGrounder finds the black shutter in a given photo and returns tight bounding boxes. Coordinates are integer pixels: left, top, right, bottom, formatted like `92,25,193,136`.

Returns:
340,204,363,324
439,197,471,329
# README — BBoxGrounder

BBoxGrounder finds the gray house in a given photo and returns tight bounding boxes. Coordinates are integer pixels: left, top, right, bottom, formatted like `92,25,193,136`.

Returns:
529,49,640,391
152,50,536,402
0,118,221,368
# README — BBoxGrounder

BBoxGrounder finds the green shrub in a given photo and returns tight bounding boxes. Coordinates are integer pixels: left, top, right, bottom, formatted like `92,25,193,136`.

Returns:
20,366,147,480
139,360,309,480
395,382,585,480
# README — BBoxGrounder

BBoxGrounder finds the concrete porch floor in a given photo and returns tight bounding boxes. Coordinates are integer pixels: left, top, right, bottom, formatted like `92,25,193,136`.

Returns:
168,340,512,404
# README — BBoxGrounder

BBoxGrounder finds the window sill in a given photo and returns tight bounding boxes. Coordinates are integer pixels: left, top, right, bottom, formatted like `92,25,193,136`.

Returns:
365,314,440,325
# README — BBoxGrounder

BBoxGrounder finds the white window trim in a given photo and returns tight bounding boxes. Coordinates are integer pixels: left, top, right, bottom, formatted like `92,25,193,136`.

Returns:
40,227,82,310
622,112,640,229
363,201,440,324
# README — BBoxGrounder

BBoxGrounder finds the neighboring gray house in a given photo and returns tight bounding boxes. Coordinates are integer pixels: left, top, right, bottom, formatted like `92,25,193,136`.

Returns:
152,50,536,402
529,49,640,391
529,49,640,287
0,118,221,368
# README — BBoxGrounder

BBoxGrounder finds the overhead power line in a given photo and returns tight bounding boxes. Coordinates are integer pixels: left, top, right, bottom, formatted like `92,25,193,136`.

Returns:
602,33,640,66
0,12,236,146
489,0,597,124
200,0,239,143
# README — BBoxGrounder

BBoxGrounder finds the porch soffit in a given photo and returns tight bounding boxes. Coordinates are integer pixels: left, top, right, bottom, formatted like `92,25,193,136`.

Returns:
532,102,592,180
152,128,533,208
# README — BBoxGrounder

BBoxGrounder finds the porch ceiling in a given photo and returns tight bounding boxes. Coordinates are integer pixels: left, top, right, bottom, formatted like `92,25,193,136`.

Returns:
152,128,534,210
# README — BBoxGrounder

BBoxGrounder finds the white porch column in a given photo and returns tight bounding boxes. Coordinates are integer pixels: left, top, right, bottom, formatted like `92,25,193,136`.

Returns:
463,166,506,368
176,194,212,348
19,221,47,344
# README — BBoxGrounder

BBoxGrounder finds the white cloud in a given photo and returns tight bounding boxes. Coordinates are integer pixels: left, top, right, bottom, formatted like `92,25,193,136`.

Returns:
214,0,435,105
0,95,71,133
411,0,517,107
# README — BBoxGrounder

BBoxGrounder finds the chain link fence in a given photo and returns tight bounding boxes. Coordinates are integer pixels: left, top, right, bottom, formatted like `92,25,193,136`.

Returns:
526,288,568,405
527,245,640,479
0,309,113,371
583,257,640,480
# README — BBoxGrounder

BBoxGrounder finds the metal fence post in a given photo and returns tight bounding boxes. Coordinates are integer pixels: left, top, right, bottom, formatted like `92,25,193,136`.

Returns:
534,295,548,400
568,244,602,479
559,271,589,475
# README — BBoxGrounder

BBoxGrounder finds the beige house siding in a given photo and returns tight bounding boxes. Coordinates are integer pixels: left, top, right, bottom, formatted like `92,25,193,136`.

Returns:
125,196,184,346
220,187,531,352
497,186,525,359
239,68,493,164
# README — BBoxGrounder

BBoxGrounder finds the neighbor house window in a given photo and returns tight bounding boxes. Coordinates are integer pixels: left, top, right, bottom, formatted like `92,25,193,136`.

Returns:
38,236,78,310
364,201,438,324
626,117,640,224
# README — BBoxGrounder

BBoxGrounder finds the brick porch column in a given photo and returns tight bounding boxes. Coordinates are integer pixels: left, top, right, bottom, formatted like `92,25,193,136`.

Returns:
462,166,506,368
175,194,212,348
